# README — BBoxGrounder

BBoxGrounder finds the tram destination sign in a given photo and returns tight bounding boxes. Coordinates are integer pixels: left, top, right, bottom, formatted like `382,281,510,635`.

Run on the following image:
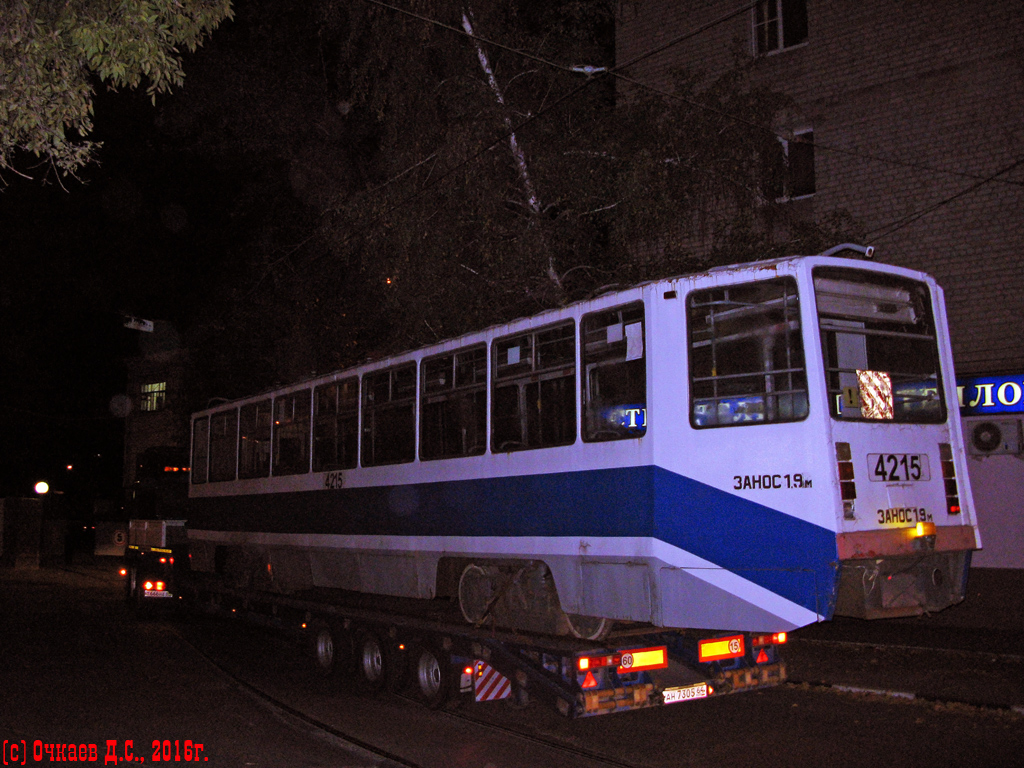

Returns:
957,375,1024,416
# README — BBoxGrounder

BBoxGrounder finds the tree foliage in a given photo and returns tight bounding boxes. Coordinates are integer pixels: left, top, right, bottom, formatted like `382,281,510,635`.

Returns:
0,0,233,179
137,0,859,392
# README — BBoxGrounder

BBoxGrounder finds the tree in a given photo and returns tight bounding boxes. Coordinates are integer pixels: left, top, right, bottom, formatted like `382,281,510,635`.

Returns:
0,0,233,180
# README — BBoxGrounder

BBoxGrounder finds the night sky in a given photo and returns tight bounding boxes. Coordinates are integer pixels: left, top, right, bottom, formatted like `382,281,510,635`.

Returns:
0,28,244,505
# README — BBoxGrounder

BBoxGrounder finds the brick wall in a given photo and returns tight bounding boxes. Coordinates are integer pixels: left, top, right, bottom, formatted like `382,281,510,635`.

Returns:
617,0,1024,375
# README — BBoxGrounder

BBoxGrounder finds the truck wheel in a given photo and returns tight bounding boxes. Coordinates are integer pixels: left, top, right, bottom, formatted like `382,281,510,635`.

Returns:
311,622,344,680
353,629,389,693
413,645,451,709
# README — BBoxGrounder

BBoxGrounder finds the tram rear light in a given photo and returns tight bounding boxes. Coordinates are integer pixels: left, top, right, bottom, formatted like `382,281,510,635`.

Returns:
143,581,154,590
836,443,856,518
939,443,961,515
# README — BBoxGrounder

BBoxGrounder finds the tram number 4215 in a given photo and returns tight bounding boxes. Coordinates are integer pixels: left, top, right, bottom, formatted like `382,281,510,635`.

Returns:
868,453,930,483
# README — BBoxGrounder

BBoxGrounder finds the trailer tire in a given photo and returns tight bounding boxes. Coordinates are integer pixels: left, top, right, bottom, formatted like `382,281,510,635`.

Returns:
353,629,391,694
413,645,451,709
310,622,346,682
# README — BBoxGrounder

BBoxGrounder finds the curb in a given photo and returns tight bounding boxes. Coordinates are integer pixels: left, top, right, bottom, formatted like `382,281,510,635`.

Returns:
786,680,1024,717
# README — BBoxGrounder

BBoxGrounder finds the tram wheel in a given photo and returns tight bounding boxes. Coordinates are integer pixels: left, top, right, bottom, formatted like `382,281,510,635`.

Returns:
565,613,612,642
458,563,497,624
413,645,451,709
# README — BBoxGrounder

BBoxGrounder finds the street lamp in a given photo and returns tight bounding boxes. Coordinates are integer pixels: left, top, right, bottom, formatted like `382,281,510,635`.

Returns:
34,481,50,495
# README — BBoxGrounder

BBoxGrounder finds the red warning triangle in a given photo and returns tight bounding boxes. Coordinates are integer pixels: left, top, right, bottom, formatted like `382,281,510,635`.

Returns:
582,671,598,689
756,649,769,664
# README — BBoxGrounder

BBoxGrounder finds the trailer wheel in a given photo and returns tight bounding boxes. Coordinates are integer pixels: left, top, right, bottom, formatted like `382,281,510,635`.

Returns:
310,622,346,681
413,645,451,709
353,629,390,693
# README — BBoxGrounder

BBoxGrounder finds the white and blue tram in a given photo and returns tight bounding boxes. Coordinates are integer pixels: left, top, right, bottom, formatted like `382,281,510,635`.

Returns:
185,248,981,639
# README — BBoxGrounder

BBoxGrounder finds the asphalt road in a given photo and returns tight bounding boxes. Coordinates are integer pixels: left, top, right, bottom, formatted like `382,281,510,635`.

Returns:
2,561,1022,768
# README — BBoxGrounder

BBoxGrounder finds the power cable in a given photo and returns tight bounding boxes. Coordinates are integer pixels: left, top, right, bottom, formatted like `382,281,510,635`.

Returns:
867,156,1024,242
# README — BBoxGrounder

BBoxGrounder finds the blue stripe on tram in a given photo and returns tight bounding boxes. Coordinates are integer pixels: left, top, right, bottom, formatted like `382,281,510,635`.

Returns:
189,466,839,615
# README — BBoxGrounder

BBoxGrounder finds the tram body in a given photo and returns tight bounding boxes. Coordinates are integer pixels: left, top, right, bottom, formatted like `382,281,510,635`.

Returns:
186,253,980,634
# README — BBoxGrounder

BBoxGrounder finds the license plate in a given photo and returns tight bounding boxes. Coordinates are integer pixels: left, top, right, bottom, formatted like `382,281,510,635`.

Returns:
144,590,172,598
663,682,709,704
868,453,930,482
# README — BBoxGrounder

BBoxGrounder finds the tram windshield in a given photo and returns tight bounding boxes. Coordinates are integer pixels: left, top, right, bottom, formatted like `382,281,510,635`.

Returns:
814,267,945,423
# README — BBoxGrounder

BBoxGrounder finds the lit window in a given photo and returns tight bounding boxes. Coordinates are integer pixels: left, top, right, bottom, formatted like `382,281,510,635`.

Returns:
140,382,167,412
754,0,808,55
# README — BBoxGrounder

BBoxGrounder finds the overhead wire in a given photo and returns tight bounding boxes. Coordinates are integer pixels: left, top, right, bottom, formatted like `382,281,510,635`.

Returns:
254,0,1019,290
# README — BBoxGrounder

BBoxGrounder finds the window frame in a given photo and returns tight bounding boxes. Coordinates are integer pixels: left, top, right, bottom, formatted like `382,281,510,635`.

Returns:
313,377,360,472
753,0,808,56
191,416,210,484
238,399,273,479
272,389,312,476
420,345,488,461
688,276,809,429
581,302,648,442
140,381,167,412
208,408,239,482
361,363,417,467
491,320,577,453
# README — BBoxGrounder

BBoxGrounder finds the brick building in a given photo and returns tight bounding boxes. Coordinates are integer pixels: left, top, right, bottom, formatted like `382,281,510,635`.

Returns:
617,0,1024,376
122,322,193,519
617,0,1024,569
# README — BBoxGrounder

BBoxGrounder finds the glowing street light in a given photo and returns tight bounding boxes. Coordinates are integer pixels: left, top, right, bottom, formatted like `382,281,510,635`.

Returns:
34,481,50,495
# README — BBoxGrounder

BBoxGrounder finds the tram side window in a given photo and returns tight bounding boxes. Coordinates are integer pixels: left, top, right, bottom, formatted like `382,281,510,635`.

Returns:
689,277,808,427
421,346,487,460
492,322,576,452
313,378,359,471
273,389,311,476
209,409,238,481
191,417,210,484
582,303,647,441
362,364,416,466
239,400,272,478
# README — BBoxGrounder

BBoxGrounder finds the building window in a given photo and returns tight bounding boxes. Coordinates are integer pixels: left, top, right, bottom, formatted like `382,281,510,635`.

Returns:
140,382,167,412
767,130,815,201
754,0,808,55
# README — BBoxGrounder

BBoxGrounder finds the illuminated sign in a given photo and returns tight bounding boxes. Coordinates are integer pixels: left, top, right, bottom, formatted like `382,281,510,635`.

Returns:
957,375,1024,415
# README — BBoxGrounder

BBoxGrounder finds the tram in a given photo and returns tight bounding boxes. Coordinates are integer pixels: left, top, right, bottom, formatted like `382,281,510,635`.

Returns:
185,246,980,640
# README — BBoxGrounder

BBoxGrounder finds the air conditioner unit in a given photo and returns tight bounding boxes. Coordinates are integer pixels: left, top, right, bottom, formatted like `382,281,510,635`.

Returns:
967,418,1023,456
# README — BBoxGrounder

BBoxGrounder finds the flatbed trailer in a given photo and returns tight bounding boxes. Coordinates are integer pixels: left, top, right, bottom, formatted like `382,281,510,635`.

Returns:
124,520,787,718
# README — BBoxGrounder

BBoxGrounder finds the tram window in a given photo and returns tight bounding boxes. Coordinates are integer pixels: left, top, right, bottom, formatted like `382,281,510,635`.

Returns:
191,417,210,484
273,389,311,476
492,322,576,452
582,303,647,441
362,364,416,466
209,409,238,481
815,268,945,423
689,277,808,427
239,400,272,478
421,346,487,460
313,378,359,471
